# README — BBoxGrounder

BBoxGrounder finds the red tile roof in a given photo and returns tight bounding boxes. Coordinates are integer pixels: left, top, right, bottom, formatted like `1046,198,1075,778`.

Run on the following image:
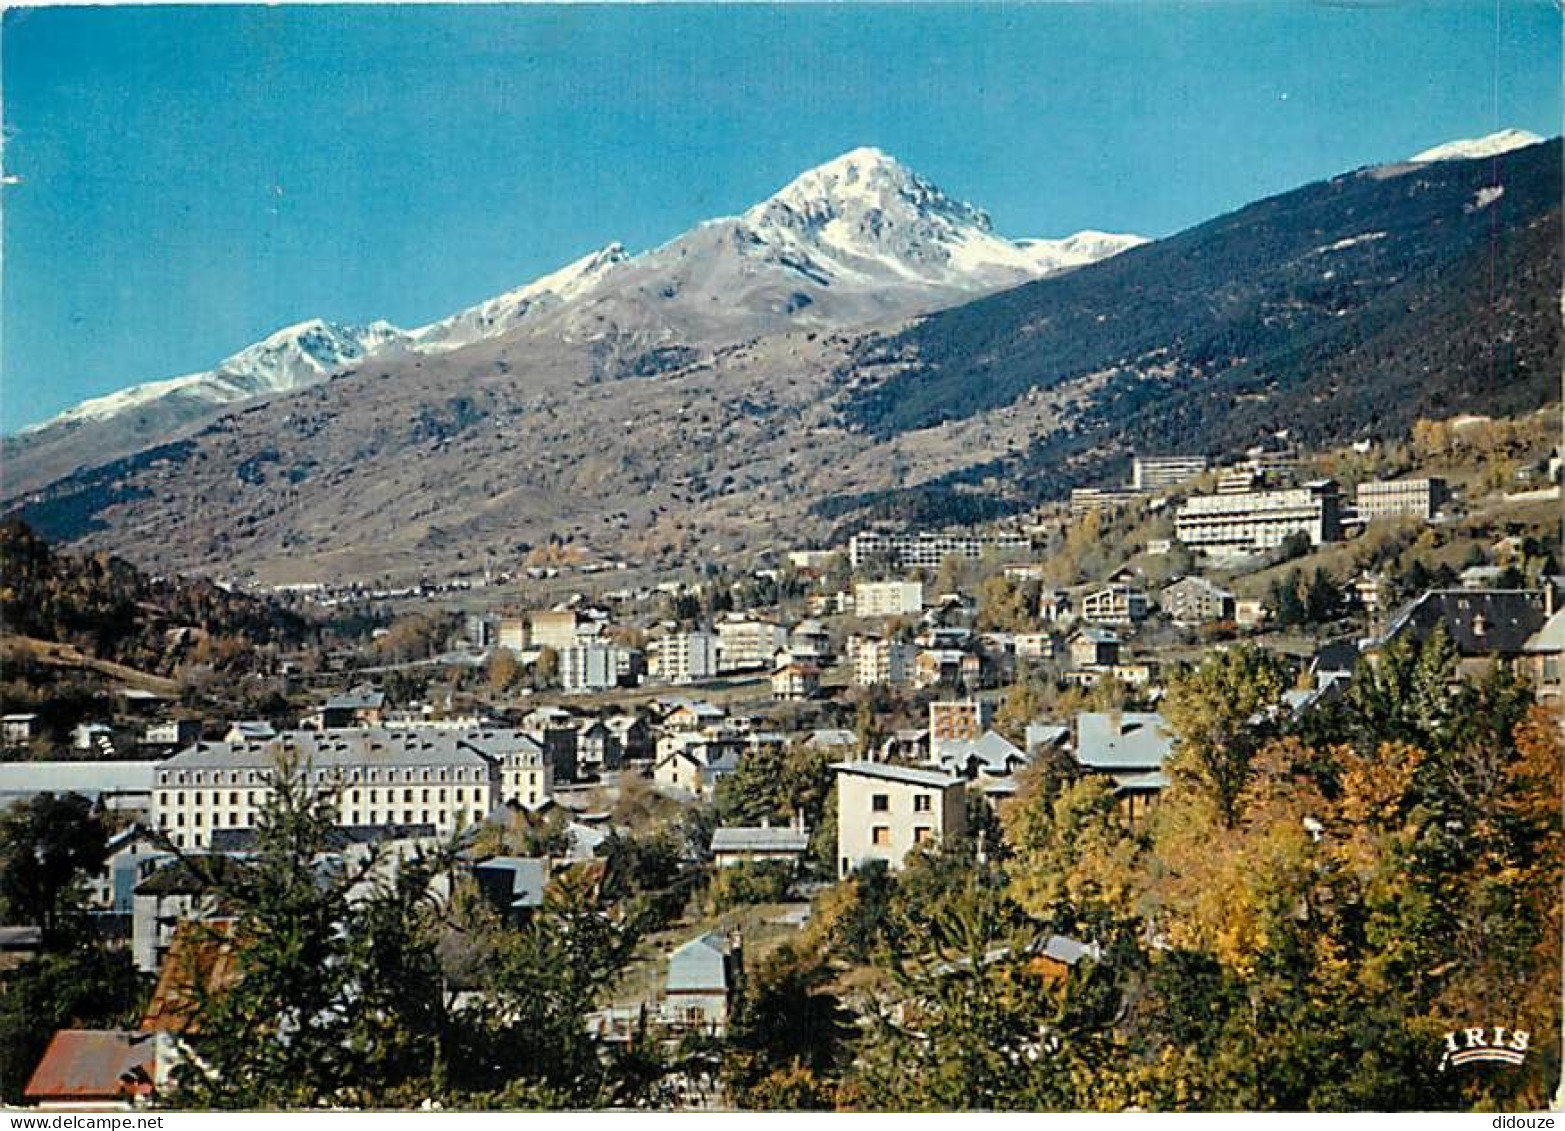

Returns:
24,1030,158,1103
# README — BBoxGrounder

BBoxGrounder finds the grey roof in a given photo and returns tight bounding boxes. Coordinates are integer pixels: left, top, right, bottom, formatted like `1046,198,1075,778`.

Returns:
1041,934,1103,966
1379,589,1552,657
323,684,385,711
710,826,810,855
1074,712,1173,773
473,856,548,910
1311,640,1362,676
806,728,859,748
209,824,436,853
1112,770,1171,793
667,932,732,994
1524,609,1565,654
0,926,43,950
1025,724,1069,754
0,761,160,801
831,760,962,789
936,730,1026,777
161,728,542,772
226,721,277,740
1072,627,1121,645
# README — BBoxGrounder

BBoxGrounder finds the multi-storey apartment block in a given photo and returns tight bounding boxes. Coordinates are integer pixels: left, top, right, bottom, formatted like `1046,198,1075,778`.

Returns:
559,644,642,693
152,728,551,849
853,580,925,618
716,616,788,672
847,532,1032,570
650,632,720,685
529,610,580,651
929,699,994,751
852,637,917,687
1174,480,1342,554
1132,454,1209,491
1159,576,1236,626
1355,477,1449,522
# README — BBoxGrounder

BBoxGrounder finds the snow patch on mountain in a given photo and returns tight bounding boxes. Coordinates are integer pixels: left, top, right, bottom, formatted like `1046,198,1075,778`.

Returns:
412,243,631,352
1014,230,1149,273
1410,128,1543,163
22,319,408,434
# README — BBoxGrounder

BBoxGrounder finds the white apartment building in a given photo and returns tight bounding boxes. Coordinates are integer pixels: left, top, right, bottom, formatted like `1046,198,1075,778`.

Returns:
152,728,551,850
1132,454,1209,491
650,632,720,685
852,637,917,687
853,580,925,618
847,532,1032,570
1355,477,1448,522
716,616,788,672
560,643,640,693
1174,480,1342,554
833,761,966,877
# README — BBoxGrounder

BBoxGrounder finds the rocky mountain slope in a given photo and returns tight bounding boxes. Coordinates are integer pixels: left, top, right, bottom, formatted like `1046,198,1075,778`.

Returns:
6,134,1558,585
4,148,1140,497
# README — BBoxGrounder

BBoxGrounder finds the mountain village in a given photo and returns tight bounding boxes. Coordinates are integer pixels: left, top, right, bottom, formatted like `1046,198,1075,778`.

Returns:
0,130,1559,1111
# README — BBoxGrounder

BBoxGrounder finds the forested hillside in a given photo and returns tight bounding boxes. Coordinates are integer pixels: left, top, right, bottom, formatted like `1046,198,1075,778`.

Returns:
822,140,1561,527
0,520,312,675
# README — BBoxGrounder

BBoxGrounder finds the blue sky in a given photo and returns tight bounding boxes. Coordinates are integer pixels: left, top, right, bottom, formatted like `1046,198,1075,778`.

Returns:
2,2,1560,432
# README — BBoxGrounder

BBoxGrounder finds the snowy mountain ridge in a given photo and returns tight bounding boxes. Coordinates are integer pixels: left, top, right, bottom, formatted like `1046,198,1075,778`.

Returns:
19,146,1147,438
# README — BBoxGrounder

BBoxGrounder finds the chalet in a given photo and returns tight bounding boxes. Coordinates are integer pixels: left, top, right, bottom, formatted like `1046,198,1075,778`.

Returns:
1068,628,1121,669
663,932,742,1036
771,659,821,702
914,649,981,689
933,730,1027,781
710,819,811,868
302,684,386,730
1080,584,1150,626
661,699,726,733
1073,711,1175,826
653,734,742,800
1375,588,1557,680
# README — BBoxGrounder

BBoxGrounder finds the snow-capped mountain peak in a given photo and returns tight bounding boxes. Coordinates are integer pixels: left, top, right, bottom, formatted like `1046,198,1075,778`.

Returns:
1410,128,1544,163
17,150,1145,450
733,148,1043,290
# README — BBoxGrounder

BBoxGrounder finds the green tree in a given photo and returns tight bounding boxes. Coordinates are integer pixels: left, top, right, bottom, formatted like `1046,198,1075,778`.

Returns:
0,793,109,948
1162,646,1290,827
532,646,561,691
721,943,855,1109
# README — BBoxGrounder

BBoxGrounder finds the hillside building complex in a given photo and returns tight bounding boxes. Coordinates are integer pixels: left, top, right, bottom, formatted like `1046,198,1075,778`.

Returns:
1174,480,1342,555
1355,477,1449,522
